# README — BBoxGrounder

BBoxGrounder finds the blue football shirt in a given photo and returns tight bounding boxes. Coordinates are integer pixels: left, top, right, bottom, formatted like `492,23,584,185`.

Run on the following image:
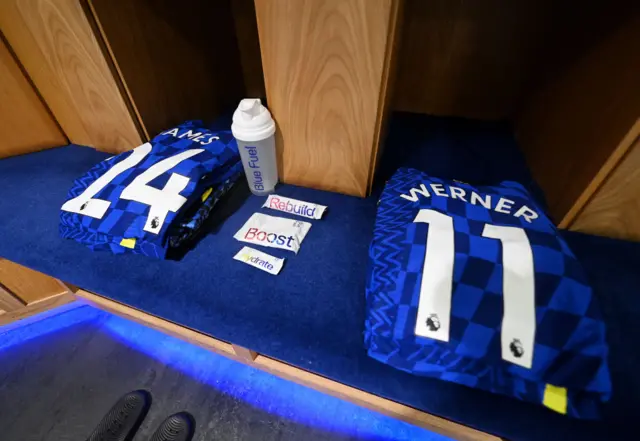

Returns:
365,167,611,418
60,121,242,258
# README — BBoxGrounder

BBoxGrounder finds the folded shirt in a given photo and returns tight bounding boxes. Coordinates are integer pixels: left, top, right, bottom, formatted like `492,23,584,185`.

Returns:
60,121,243,259
365,167,611,418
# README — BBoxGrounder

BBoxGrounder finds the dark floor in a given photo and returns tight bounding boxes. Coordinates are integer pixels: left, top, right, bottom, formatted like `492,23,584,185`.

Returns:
0,306,448,441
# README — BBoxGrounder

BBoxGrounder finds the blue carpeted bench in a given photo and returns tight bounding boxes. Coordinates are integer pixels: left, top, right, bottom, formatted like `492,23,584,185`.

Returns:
0,114,635,440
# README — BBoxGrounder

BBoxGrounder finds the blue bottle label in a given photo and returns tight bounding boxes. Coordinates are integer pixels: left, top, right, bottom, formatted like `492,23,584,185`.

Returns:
245,145,264,191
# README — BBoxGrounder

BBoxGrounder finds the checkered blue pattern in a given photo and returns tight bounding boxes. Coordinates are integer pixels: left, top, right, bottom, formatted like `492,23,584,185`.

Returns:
167,160,244,248
60,121,242,258
365,168,611,418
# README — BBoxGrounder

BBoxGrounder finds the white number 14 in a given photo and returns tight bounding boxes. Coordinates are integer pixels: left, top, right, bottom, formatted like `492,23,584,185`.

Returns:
413,209,536,369
61,143,203,235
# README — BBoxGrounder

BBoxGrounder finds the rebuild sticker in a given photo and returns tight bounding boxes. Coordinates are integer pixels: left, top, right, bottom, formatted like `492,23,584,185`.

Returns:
263,195,327,219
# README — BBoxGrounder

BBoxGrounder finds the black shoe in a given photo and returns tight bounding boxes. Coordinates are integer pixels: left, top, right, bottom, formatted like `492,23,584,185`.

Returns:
86,390,152,441
149,412,195,441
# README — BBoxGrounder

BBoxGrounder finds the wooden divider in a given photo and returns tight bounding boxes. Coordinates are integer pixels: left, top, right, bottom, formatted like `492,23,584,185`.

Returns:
393,0,551,120
0,33,67,158
232,0,266,99
255,0,402,197
515,14,640,227
0,0,142,152
87,0,246,139
232,344,258,362
0,292,78,329
0,259,68,306
571,134,640,240
0,285,25,313
0,264,78,329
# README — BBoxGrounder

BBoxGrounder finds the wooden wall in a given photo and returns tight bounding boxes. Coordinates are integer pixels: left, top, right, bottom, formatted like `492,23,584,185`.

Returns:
0,0,248,153
255,0,401,197
0,0,143,152
571,133,640,241
221,0,555,121
515,13,640,227
1,0,638,242
392,0,551,120
0,34,66,158
88,0,246,139
232,0,266,99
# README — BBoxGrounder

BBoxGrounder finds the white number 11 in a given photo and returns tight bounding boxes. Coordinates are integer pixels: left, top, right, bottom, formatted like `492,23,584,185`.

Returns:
413,209,536,369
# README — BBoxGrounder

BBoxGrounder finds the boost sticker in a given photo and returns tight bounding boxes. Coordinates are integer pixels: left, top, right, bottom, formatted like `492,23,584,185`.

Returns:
234,213,311,253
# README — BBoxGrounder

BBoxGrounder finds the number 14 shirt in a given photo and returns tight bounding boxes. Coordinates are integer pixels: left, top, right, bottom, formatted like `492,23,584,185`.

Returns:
365,167,611,418
60,121,242,259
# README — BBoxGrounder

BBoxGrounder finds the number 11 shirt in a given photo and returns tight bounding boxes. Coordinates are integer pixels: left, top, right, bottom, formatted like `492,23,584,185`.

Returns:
365,167,611,418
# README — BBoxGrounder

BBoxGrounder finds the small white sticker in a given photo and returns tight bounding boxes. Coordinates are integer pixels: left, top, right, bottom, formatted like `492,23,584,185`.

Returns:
234,213,311,253
263,195,327,219
234,246,284,275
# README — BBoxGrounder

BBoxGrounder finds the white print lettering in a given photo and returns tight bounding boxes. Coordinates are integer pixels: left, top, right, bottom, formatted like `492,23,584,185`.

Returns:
245,145,263,191
400,183,539,223
413,209,535,368
61,143,202,234
233,246,284,275
160,127,220,146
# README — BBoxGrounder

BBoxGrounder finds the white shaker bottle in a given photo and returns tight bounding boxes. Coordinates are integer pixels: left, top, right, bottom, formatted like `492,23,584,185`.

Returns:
231,99,278,196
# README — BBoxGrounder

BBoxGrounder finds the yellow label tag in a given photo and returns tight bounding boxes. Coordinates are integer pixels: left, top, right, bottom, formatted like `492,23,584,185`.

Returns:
543,384,567,415
201,187,213,202
119,238,136,249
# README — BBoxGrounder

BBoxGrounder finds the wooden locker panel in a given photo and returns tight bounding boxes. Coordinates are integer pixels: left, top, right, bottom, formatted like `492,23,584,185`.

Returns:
0,34,67,158
232,0,265,99
255,0,401,197
393,0,549,120
0,259,68,306
515,14,640,226
0,284,25,313
571,135,640,241
0,0,142,152
88,0,245,139
0,292,77,328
